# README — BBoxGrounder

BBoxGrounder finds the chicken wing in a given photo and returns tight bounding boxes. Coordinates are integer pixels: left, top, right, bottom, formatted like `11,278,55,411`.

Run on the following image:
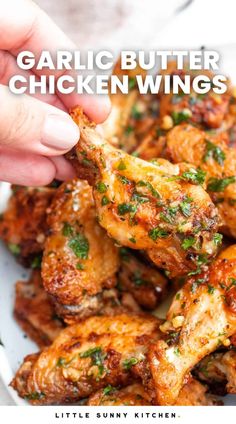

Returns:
41,179,120,322
159,62,231,130
67,108,219,278
0,185,55,267
118,248,168,310
166,124,236,238
87,378,218,406
14,270,65,348
195,349,236,395
11,314,162,405
148,244,236,405
87,383,151,406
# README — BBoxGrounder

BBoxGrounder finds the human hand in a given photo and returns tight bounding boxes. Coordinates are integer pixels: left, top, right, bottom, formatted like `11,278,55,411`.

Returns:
0,0,110,186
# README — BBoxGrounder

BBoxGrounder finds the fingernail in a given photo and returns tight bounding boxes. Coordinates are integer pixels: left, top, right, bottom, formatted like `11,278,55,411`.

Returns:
42,114,80,151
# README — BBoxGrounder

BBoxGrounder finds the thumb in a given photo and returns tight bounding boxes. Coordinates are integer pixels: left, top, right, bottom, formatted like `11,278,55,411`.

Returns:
0,85,80,156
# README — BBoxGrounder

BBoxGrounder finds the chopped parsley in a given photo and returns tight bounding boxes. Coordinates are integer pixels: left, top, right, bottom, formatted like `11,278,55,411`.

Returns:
25,391,45,401
103,385,116,396
191,278,206,293
181,168,206,185
213,233,223,246
62,222,73,237
136,180,160,198
56,357,67,367
8,243,20,256
203,140,226,165
79,347,106,376
179,196,193,217
171,109,192,125
31,254,42,269
207,284,215,294
101,195,110,206
207,176,236,192
68,233,89,259
117,160,127,170
131,104,143,120
181,236,195,250
128,77,136,90
96,181,107,193
125,126,134,136
122,357,139,370
148,227,169,241
132,271,147,286
117,203,137,216
173,347,181,356
119,247,130,262
160,206,178,223
118,175,130,185
76,262,85,270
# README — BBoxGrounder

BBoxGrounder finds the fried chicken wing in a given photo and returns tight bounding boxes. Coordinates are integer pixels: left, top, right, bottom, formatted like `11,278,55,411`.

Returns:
0,186,55,266
166,124,236,238
87,383,151,405
195,349,236,394
14,271,65,348
67,108,219,278
88,378,218,406
11,314,162,405
159,63,231,130
41,179,120,321
174,378,219,406
118,248,168,310
148,244,236,405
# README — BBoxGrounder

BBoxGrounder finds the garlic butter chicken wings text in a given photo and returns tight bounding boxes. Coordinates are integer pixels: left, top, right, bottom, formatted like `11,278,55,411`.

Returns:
11,314,161,405
67,108,219,278
148,245,236,405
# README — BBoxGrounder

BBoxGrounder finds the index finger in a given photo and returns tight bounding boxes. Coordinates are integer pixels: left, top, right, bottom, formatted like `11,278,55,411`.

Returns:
0,0,110,123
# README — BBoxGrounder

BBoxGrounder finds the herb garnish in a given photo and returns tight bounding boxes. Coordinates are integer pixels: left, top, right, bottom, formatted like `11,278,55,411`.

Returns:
148,227,169,241
203,140,226,165
207,176,236,192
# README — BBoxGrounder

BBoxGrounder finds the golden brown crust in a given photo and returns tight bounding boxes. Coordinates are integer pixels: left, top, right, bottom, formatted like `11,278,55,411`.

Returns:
148,245,236,405
87,383,151,405
118,249,168,310
166,124,236,238
0,186,54,266
14,271,64,348
11,314,162,405
42,179,120,319
68,107,219,278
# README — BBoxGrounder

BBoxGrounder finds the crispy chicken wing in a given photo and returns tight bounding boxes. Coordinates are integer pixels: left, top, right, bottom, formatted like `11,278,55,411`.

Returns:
159,62,231,130
118,248,168,310
88,378,218,406
67,108,219,278
195,349,236,394
166,124,236,238
41,179,120,322
11,314,162,405
0,185,55,267
87,383,151,405
148,245,236,405
14,271,65,348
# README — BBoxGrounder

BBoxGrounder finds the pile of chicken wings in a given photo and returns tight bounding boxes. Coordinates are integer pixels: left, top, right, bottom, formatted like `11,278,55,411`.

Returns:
1,61,236,406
